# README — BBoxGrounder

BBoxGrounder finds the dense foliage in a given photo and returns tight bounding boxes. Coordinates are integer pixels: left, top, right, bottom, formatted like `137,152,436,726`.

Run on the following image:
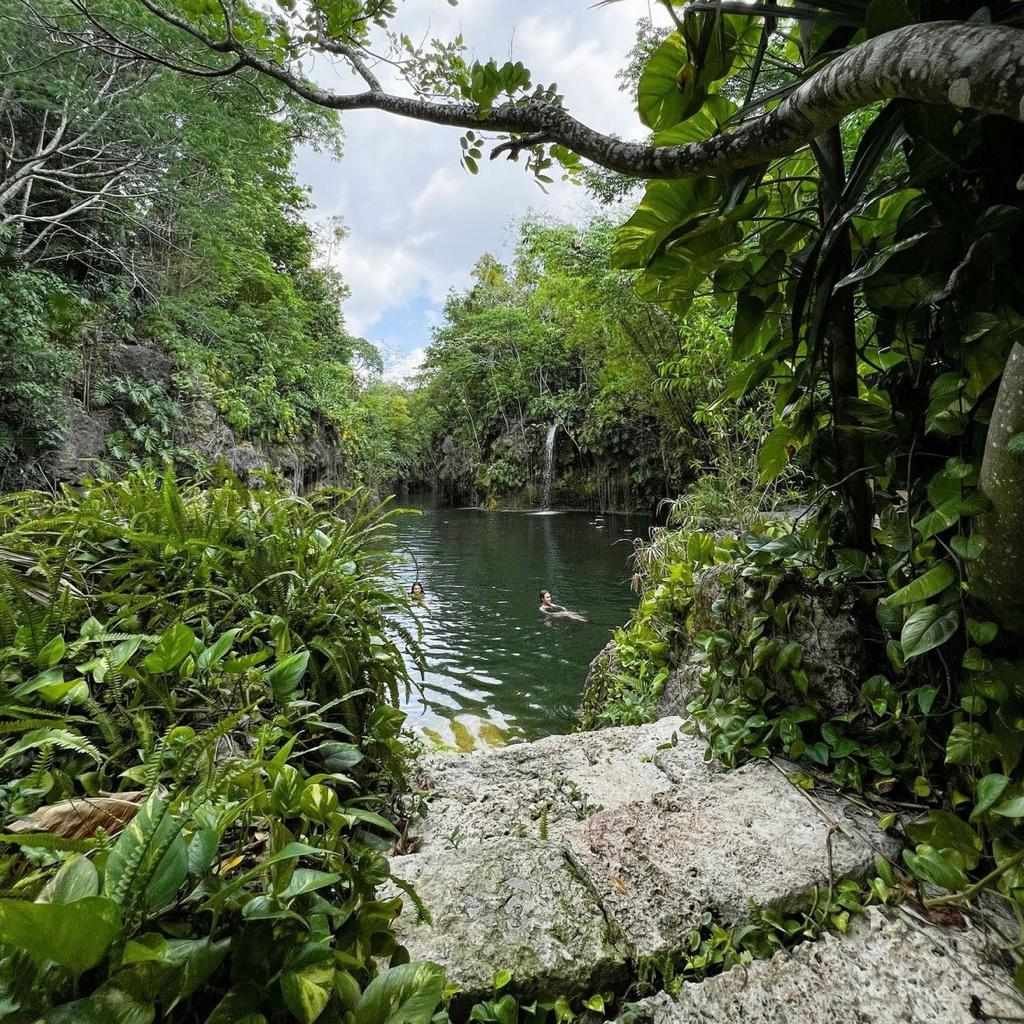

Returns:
583,0,1024,946
0,3,416,493
408,218,776,512
6,0,1024,1009
0,472,436,1020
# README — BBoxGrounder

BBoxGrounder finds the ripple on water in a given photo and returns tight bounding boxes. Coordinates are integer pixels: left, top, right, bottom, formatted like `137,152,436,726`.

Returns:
392,504,647,743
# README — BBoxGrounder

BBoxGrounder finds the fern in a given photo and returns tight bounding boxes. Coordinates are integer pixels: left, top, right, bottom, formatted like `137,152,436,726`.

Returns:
388,873,433,926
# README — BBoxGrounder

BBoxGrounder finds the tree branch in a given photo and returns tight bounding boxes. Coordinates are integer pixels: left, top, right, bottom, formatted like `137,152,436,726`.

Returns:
68,14,1024,179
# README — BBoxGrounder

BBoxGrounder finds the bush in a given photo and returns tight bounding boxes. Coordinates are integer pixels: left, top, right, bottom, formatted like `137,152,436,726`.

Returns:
0,470,434,1020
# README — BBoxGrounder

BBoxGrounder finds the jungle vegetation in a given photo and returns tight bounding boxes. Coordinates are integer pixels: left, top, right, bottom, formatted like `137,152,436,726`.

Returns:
3,0,1024,1018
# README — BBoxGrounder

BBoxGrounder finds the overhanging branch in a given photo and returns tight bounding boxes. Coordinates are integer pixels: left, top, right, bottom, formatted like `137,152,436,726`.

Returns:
73,13,1024,179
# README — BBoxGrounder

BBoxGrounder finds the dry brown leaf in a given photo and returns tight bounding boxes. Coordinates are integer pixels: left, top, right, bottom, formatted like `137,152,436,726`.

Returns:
7,791,145,839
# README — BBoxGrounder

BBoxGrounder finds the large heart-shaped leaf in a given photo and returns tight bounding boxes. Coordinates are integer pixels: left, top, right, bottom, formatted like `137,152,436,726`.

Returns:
0,895,121,972
354,962,445,1024
901,606,959,660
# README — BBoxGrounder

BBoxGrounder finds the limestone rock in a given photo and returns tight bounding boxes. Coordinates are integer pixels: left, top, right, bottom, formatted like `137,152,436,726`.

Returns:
412,718,701,852
660,563,864,720
565,759,900,959
578,639,624,727
52,401,112,481
619,907,1023,1023
387,839,628,999
106,342,176,385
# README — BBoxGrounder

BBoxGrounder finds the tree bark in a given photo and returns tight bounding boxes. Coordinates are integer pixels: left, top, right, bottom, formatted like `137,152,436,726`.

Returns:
973,342,1024,634
814,128,872,550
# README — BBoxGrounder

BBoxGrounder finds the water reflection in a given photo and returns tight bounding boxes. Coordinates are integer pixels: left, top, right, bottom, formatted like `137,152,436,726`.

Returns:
389,501,648,747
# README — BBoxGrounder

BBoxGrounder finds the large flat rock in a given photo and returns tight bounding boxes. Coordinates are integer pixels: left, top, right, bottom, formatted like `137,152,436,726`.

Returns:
387,839,628,999
412,718,715,852
565,760,901,959
619,907,1024,1023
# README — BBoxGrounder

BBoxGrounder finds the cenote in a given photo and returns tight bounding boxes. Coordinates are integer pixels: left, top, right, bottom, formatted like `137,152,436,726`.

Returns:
390,502,648,748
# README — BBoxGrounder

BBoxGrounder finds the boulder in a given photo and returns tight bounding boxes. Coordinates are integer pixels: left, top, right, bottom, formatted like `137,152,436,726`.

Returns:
411,718,703,852
565,757,900,960
387,839,629,999
392,723,902,1003
51,401,112,481
106,342,175,385
619,907,1022,1023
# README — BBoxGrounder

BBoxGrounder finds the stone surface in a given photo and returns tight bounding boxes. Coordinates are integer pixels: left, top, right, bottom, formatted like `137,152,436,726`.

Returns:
412,718,704,852
387,839,628,999
578,639,623,727
52,401,111,481
564,758,900,960
619,907,1024,1023
395,723,904,1004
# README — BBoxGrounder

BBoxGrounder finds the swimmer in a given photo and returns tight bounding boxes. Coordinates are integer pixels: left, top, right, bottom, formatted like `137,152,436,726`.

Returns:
538,590,587,623
411,581,426,601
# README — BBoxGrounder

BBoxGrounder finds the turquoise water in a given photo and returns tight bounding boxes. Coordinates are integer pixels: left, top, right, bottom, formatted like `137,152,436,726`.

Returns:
390,503,647,747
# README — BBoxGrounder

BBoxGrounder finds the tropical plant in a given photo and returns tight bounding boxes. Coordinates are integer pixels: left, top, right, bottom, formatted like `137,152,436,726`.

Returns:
0,470,438,1021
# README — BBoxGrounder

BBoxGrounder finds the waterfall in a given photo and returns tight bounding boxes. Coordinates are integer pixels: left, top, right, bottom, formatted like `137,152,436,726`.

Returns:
541,422,558,509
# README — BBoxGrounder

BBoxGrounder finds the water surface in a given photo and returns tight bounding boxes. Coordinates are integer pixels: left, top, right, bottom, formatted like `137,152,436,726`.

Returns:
390,502,646,747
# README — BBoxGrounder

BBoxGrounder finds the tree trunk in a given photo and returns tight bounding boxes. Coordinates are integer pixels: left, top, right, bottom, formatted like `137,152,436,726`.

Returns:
815,128,873,550
973,342,1024,634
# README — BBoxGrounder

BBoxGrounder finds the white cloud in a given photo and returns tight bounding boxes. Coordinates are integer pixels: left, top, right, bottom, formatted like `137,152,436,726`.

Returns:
294,1,663,355
383,346,427,383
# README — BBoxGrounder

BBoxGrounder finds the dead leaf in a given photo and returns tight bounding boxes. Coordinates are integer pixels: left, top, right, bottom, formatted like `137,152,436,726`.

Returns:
7,792,145,839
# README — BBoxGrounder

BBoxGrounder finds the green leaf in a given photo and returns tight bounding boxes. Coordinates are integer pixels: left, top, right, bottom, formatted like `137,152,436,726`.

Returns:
613,178,720,270
950,535,986,560
0,727,101,768
653,94,736,146
492,968,512,992
354,962,446,1024
0,896,121,972
993,796,1024,819
142,623,195,674
902,845,968,892
905,811,982,869
1007,432,1024,456
105,794,188,912
638,32,696,130
267,650,310,701
885,563,956,608
758,424,796,483
37,985,153,1024
197,628,240,670
946,722,997,767
39,854,99,904
280,868,341,900
968,619,999,646
901,606,959,660
35,635,66,669
282,963,335,1024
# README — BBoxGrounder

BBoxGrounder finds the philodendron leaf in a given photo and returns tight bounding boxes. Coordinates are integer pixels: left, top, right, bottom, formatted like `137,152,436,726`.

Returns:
37,985,153,1024
972,774,1010,819
39,854,99,904
901,606,959,660
281,963,335,1024
354,962,446,1024
0,895,121,972
267,651,310,701
885,563,956,608
142,623,195,674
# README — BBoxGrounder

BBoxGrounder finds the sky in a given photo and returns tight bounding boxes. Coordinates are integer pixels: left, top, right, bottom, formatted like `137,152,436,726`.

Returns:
292,1,662,381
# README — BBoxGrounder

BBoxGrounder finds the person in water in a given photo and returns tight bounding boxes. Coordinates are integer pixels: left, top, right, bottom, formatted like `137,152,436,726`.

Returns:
539,590,587,622
411,581,426,600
